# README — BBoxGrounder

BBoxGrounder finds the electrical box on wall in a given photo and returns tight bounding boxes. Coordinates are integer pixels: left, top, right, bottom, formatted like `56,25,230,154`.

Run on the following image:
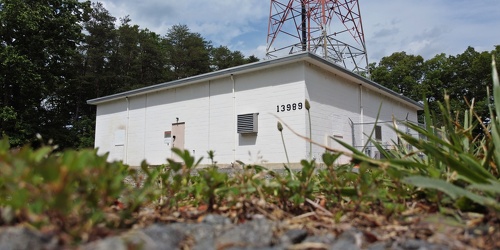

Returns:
237,113,258,134
114,129,125,146
164,131,171,145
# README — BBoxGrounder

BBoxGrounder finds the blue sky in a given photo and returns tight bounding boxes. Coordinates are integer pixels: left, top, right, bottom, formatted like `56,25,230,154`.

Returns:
100,0,499,64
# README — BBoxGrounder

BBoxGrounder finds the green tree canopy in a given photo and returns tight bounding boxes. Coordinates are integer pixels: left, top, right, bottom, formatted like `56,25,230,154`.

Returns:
164,24,212,80
0,0,90,147
369,52,425,101
0,1,260,149
370,47,500,126
210,46,258,71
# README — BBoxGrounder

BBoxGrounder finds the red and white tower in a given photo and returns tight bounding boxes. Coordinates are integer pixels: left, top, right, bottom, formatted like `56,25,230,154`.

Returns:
267,0,368,74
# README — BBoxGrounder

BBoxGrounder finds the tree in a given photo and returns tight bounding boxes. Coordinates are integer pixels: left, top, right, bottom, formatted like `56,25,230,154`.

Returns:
448,47,492,118
210,46,260,71
246,55,260,64
137,28,168,87
164,25,211,80
0,0,90,147
57,1,117,149
370,48,499,128
111,17,167,91
210,46,245,71
370,52,425,102
80,2,117,97
421,53,449,100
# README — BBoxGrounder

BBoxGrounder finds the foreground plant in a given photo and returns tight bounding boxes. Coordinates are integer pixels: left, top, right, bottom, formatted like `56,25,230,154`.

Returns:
340,57,500,212
0,138,157,241
0,59,498,247
398,58,500,211
305,99,312,160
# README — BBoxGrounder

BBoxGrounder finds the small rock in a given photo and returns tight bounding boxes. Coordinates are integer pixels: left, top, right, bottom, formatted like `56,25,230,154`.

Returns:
216,218,275,249
202,214,232,226
0,227,57,250
81,236,127,250
330,230,361,250
279,228,308,245
396,239,450,250
83,224,188,250
366,241,390,250
137,224,188,249
224,247,282,250
302,233,336,245
168,223,219,250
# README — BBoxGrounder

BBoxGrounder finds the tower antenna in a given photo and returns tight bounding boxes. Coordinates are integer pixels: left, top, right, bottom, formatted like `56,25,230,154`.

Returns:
267,0,368,74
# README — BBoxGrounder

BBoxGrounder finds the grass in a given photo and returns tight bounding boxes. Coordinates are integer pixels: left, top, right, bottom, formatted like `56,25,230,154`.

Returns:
0,58,499,247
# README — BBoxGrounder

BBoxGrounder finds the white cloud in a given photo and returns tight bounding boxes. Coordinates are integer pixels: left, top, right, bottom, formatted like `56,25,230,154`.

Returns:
362,0,500,62
100,0,500,63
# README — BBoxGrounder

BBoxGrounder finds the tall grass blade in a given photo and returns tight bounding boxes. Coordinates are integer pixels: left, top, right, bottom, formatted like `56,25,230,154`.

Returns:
403,176,500,210
490,57,500,165
468,180,500,194
362,103,383,152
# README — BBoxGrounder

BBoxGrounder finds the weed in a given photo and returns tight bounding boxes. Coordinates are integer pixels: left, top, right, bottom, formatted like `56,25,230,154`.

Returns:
1,58,499,246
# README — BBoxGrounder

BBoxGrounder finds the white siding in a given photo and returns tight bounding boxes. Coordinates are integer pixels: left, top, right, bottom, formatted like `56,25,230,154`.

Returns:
94,62,308,167
143,89,176,165
304,63,419,163
126,96,146,166
93,56,420,167
233,62,306,165
207,78,235,164
142,84,211,165
358,86,418,157
304,63,360,163
94,99,128,162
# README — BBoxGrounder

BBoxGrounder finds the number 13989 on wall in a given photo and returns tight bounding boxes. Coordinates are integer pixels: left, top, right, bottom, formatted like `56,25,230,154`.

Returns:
277,102,303,112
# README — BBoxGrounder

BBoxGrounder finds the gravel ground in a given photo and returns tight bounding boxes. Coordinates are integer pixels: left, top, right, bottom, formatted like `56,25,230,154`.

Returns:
1,167,496,249
0,214,456,250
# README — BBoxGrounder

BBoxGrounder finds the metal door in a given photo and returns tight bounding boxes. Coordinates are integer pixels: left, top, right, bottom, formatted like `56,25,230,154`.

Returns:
171,122,185,161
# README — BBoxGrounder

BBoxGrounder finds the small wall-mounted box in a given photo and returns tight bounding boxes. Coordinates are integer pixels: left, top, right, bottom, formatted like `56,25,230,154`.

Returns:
237,113,258,134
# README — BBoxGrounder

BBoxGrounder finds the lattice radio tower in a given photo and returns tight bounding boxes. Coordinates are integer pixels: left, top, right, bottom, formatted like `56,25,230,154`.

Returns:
266,0,368,74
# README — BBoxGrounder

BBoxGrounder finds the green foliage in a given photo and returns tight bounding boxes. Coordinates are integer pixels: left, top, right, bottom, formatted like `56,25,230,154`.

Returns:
277,121,290,167
195,166,229,211
148,147,208,210
210,46,258,71
371,47,499,125
490,57,500,167
358,58,500,212
0,0,90,148
164,24,211,80
370,52,425,99
403,176,500,210
305,99,312,160
1,58,499,246
0,106,26,145
0,1,259,150
0,137,155,239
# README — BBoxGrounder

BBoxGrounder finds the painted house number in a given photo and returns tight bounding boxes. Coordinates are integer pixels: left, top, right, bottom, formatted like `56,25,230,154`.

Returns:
277,102,303,112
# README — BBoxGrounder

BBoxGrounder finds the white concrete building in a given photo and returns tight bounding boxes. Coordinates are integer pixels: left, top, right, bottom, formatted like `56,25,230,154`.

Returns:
87,52,422,168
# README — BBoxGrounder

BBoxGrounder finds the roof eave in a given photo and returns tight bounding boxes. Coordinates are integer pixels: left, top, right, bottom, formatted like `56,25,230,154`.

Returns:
303,54,423,111
86,52,310,105
87,52,423,111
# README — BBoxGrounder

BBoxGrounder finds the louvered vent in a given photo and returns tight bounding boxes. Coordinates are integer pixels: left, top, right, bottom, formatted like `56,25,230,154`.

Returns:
237,113,258,134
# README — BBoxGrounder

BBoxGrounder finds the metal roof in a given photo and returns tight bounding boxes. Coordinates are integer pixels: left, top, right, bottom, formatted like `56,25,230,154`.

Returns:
87,52,423,110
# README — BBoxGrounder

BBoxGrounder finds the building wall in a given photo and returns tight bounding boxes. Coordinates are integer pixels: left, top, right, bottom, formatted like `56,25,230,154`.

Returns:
94,60,419,167
304,62,361,163
359,87,419,157
304,63,419,163
143,84,211,166
95,62,308,167
233,63,307,165
94,99,128,162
